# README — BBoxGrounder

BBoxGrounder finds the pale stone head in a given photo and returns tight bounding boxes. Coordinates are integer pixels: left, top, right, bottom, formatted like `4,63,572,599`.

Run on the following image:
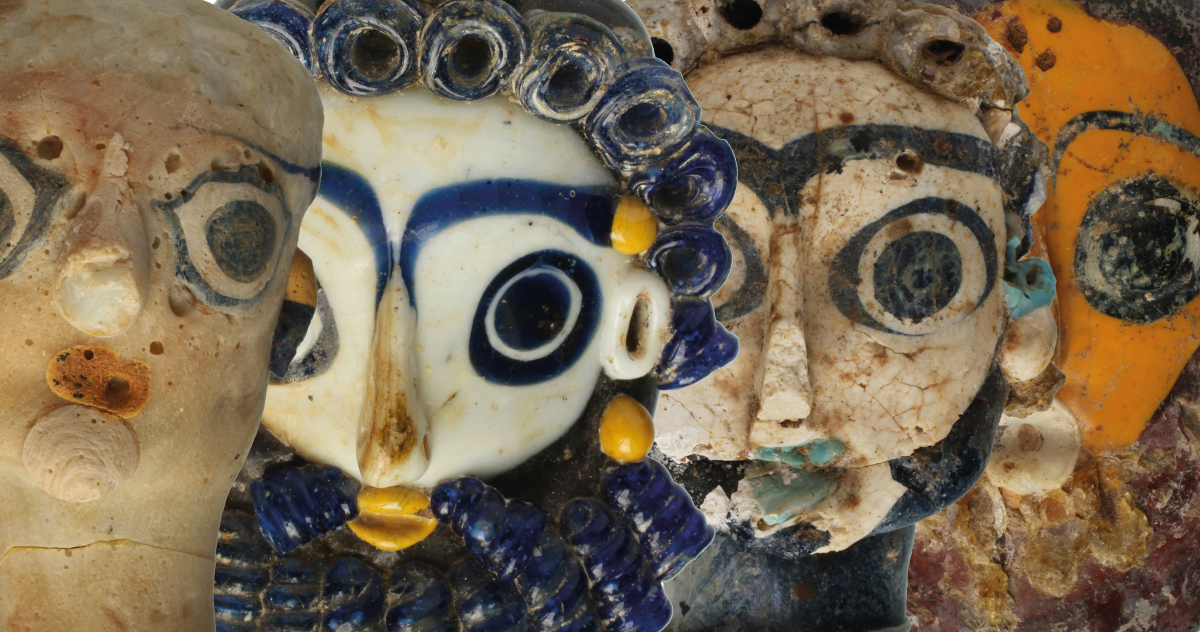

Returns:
0,0,321,568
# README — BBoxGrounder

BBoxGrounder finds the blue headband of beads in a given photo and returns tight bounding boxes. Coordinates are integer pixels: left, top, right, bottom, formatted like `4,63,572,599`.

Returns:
230,0,739,389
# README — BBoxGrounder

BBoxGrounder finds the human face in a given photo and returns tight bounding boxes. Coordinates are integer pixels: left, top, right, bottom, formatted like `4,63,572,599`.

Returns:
264,88,671,488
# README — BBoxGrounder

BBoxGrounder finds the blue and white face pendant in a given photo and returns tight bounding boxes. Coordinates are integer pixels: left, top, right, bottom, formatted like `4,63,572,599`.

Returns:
264,89,673,488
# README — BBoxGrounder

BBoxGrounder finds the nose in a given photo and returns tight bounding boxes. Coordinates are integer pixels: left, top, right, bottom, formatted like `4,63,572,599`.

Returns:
357,272,430,488
750,214,814,446
54,140,150,337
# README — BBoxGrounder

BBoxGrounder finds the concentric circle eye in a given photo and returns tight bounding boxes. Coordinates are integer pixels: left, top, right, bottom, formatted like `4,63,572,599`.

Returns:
157,165,291,308
470,250,600,385
829,197,998,336
1074,175,1200,323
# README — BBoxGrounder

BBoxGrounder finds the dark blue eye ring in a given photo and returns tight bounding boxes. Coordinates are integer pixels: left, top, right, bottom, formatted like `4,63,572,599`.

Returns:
313,0,426,96
828,196,998,336
0,136,68,280
469,250,601,385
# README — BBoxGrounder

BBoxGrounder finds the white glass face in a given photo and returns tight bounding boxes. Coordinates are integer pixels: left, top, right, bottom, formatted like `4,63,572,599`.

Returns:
264,88,671,487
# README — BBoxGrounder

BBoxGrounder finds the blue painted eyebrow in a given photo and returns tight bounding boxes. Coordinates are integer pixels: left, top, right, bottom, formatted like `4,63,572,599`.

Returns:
400,179,620,306
315,162,393,305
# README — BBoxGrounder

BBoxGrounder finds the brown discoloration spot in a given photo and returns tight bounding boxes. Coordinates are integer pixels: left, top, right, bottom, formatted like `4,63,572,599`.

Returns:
45,346,150,419
1006,362,1066,418
844,493,861,509
1035,49,1057,71
839,111,855,124
1046,16,1062,33
1006,18,1029,53
885,218,913,240
1017,423,1044,453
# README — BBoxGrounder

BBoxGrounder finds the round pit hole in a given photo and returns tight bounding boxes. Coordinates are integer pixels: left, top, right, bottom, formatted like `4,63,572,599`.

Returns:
105,376,132,405
626,294,652,359
448,35,493,87
651,37,675,65
37,136,63,161
895,151,924,174
923,39,966,66
350,28,401,80
717,0,762,31
821,11,866,36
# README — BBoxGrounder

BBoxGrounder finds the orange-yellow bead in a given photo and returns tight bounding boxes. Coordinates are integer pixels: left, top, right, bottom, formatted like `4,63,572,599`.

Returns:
611,196,658,255
599,394,655,462
348,485,437,552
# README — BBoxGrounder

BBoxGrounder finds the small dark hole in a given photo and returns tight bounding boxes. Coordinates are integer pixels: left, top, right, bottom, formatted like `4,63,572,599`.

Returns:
717,0,762,31
618,103,669,142
651,37,675,65
257,161,275,184
83,350,95,360
626,294,651,359
1026,266,1039,286
105,376,132,405
821,11,866,36
37,136,63,160
448,35,493,87
150,341,165,355
351,28,401,81
165,152,181,174
923,39,966,66
544,64,589,109
895,152,924,174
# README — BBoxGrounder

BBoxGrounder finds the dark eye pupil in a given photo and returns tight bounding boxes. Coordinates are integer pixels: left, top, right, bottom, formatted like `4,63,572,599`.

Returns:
205,200,277,283
1098,210,1188,292
0,188,13,246
493,270,571,351
873,231,963,323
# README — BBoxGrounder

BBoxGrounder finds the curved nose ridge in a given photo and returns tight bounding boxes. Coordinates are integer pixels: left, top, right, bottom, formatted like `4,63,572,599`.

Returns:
751,216,813,446
54,141,150,337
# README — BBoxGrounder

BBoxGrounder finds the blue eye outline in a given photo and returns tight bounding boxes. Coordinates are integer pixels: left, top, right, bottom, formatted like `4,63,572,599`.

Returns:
828,196,998,336
469,250,601,385
0,135,69,280
156,164,293,308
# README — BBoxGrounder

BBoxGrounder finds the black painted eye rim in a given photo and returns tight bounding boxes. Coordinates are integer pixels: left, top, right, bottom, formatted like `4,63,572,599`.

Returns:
0,136,69,280
828,196,999,336
469,250,602,385
156,165,292,308
1073,174,1200,324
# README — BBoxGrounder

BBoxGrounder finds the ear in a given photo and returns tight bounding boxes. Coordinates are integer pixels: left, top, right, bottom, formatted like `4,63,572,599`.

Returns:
599,268,671,380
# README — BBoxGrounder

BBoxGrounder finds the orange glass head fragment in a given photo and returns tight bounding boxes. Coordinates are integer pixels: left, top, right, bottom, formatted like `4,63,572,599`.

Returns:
978,0,1200,453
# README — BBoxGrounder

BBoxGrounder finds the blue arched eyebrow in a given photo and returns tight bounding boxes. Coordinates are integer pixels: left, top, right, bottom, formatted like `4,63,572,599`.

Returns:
400,179,620,306
316,163,393,305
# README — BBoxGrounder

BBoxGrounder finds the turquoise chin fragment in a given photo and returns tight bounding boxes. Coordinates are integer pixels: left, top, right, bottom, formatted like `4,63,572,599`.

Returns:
747,467,836,526
1004,235,1057,319
753,439,847,469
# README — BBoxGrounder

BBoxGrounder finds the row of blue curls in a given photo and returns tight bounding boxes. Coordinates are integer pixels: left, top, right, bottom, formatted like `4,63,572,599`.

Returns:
230,0,741,389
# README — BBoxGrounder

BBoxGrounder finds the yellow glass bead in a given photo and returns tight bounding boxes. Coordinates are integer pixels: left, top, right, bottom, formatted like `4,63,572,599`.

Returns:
347,514,438,552
599,394,655,462
356,485,431,516
611,196,658,255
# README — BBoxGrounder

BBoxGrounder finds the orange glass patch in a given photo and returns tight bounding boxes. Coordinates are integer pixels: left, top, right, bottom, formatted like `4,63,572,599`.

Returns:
978,0,1200,453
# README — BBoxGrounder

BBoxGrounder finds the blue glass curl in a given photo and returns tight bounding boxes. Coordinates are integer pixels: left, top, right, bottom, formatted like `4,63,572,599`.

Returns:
601,459,715,581
386,561,459,632
230,0,316,75
512,13,624,122
313,0,426,96
322,558,386,631
628,128,737,225
419,0,528,100
214,511,273,629
585,57,700,171
559,499,673,632
653,299,738,390
646,225,731,299
451,557,531,632
517,531,602,632
250,464,360,555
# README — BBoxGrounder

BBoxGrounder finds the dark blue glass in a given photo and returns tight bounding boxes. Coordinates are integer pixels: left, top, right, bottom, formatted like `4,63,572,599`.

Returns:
646,225,731,299
559,500,672,632
451,558,530,632
517,531,601,632
585,57,699,171
628,128,737,225
602,460,715,581
251,464,360,554
313,0,426,96
215,594,263,625
271,557,321,585
493,268,573,351
322,559,386,631
215,565,270,596
262,611,321,631
873,231,963,323
216,511,275,568
264,584,320,611
431,477,546,581
420,0,528,100
230,0,317,75
512,13,624,122
216,622,256,632
386,561,458,632
652,299,738,390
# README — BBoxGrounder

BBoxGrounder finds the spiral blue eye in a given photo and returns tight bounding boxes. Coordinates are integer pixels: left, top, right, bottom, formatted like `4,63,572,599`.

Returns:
873,231,963,324
470,250,600,385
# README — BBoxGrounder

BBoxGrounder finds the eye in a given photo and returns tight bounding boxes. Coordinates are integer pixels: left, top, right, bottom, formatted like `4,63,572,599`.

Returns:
157,165,291,307
470,250,601,385
1074,175,1200,324
0,137,68,278
829,196,999,336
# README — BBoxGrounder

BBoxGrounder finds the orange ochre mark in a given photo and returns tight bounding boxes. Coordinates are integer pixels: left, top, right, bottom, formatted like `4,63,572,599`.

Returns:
46,346,151,419
977,0,1200,453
